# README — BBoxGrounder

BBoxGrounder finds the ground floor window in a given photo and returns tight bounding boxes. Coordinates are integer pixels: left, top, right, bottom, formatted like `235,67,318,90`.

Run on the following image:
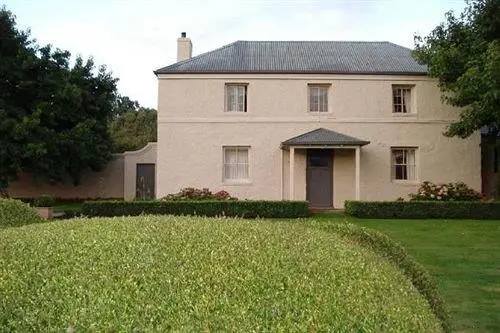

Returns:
223,146,249,181
391,148,417,180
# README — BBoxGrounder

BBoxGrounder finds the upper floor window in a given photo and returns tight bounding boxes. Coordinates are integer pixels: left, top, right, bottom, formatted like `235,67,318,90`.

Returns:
391,148,417,181
223,146,249,181
225,84,247,112
308,84,329,112
392,85,413,114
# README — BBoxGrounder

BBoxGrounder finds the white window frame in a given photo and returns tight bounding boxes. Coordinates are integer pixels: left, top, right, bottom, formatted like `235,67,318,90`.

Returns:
225,84,248,113
391,147,418,182
223,146,250,183
308,84,330,113
392,85,414,114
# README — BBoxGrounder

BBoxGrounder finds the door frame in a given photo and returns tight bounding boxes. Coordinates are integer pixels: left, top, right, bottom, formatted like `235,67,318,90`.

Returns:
306,149,334,207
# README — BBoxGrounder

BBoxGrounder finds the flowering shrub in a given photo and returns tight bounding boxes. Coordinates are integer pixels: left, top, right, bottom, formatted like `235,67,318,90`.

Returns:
409,181,482,201
213,190,234,200
162,187,237,201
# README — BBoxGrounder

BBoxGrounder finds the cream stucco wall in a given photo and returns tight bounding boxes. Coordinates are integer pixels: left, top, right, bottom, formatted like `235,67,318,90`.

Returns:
156,74,481,208
158,74,458,121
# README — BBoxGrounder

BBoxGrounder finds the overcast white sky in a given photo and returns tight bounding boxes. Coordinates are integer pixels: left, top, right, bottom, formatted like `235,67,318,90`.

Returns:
4,0,466,108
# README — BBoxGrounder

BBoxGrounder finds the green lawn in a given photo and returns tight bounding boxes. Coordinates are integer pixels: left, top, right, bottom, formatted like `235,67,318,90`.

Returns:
0,216,441,332
312,213,500,333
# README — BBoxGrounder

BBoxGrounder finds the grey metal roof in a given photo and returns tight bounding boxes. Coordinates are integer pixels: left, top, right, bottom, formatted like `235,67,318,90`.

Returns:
155,41,427,75
281,128,370,147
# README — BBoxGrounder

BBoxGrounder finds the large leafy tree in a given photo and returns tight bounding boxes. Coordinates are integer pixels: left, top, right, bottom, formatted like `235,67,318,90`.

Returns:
113,95,140,117
413,0,500,138
0,8,117,188
109,102,157,152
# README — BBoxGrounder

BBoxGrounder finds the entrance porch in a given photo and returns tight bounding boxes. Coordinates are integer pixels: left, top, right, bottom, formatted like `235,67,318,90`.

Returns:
281,128,370,208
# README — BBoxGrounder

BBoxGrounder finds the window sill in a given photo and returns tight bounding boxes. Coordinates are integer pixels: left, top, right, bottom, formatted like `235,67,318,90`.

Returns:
224,111,248,114
222,180,252,186
391,180,419,186
392,113,417,117
307,111,334,115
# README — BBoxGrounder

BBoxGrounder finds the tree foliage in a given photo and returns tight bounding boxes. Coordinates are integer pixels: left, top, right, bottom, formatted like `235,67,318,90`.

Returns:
0,8,118,186
113,95,140,117
109,104,157,152
413,0,500,138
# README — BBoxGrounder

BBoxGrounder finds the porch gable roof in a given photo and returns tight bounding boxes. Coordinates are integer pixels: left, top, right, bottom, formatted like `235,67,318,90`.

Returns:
281,128,370,148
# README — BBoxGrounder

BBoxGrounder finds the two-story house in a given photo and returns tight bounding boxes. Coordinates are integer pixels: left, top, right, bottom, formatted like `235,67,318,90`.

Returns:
154,33,480,208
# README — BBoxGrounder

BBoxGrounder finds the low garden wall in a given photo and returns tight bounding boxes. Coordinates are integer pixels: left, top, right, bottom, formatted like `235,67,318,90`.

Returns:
7,143,157,201
8,156,125,199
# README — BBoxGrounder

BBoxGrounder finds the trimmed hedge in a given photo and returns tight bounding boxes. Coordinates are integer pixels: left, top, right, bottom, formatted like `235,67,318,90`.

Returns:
0,217,443,331
345,200,500,219
34,195,55,207
0,198,43,228
81,200,310,218
315,222,450,332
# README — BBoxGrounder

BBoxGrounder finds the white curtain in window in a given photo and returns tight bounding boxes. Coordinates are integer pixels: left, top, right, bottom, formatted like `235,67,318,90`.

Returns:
407,149,416,180
237,86,245,112
237,148,248,179
319,88,328,112
224,148,248,180
224,149,237,179
226,86,245,112
403,89,411,113
227,87,235,112
309,87,319,111
309,86,328,112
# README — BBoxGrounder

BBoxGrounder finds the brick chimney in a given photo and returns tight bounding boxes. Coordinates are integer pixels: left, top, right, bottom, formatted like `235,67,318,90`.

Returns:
177,32,192,62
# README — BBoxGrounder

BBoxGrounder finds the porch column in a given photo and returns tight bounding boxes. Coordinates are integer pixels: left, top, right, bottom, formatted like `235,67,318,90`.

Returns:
289,147,295,200
355,146,361,200
280,149,284,200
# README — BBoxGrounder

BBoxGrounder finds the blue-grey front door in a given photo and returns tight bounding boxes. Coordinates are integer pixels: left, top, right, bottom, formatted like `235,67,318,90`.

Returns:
306,150,333,207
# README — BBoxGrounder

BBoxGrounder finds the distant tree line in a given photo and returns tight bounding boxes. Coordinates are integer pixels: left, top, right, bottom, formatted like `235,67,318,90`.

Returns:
110,95,157,153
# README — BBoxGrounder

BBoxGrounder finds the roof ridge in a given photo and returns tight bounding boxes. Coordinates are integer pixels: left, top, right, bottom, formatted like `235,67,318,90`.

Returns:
284,128,325,141
237,40,392,43
384,41,415,52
